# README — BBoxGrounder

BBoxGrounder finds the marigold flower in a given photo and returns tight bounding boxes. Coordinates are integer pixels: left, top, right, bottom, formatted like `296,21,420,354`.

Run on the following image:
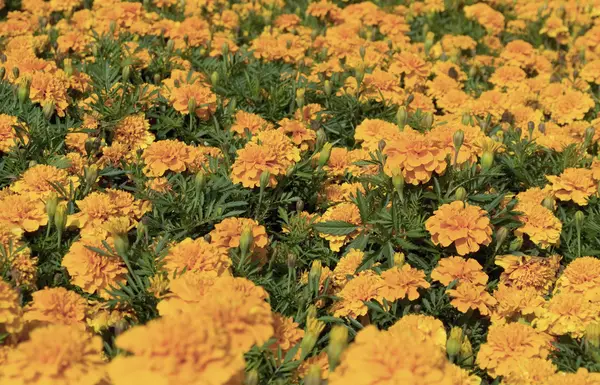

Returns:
209,217,269,264
545,368,600,385
554,256,600,295
491,284,546,325
387,314,447,351
476,322,554,378
501,358,557,385
546,168,596,206
0,281,23,336
354,118,402,152
230,110,273,136
62,238,128,298
0,114,28,152
10,248,38,288
270,313,304,354
381,264,430,302
0,193,47,233
29,71,70,117
425,201,492,256
429,123,487,165
332,271,385,319
277,119,316,152
170,83,217,119
156,271,218,315
533,291,600,338
113,113,155,151
447,282,496,316
108,311,244,385
431,256,488,286
162,237,231,276
495,254,561,293
0,324,106,385
321,182,365,204
142,139,194,177
317,202,362,252
331,248,364,288
11,164,79,199
24,287,87,329
514,203,562,249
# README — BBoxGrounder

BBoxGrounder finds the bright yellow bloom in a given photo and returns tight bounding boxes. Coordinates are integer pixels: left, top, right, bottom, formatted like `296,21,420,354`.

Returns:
554,256,600,295
495,254,561,293
269,313,304,354
331,248,365,288
142,139,194,177
0,193,47,233
387,314,447,351
162,237,231,276
0,114,28,152
514,203,562,249
546,168,596,206
431,256,488,286
24,287,87,329
533,291,600,338
332,271,385,319
0,280,23,336
447,282,497,316
491,284,546,325
11,164,79,199
381,264,430,302
501,358,557,385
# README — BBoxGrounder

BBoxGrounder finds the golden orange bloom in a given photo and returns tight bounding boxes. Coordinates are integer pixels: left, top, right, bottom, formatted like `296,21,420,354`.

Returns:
0,114,28,152
62,238,128,298
514,202,562,249
10,248,38,288
554,256,600,295
381,264,430,302
491,284,546,325
501,358,557,385
387,314,447,351
447,282,496,316
354,118,402,152
209,216,269,257
431,256,488,286
476,322,554,378
533,291,600,338
113,113,155,151
24,287,88,329
11,164,79,199
142,139,194,177
317,202,362,252
331,248,364,288
429,123,486,166
0,324,106,385
277,119,316,152
269,313,304,354
546,168,596,206
29,71,70,117
425,201,492,256
0,193,47,233
230,110,273,136
162,237,231,276
170,83,217,119
0,280,23,336
545,368,600,385
332,271,385,319
156,271,218,315
495,254,561,293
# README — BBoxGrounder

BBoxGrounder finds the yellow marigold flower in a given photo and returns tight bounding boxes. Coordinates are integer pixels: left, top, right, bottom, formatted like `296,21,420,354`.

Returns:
295,351,330,383
546,168,596,206
554,256,600,295
317,202,362,252
501,358,557,385
329,325,463,385
321,147,357,178
269,313,304,354
29,71,70,117
533,291,600,338
277,119,316,152
381,264,430,302
491,284,546,325
0,281,23,336
170,83,217,120
476,322,554,378
113,113,155,151
0,193,47,233
321,182,365,204
10,248,38,288
142,139,194,177
145,177,172,194
447,282,496,316
331,248,364,288
463,3,505,35
514,203,562,249
230,110,273,136
354,118,402,152
107,310,244,385
387,314,447,351
62,238,128,299
332,271,385,319
495,254,561,293
209,217,269,262
515,186,554,209
545,368,600,385
0,324,106,385
425,201,492,256
0,114,28,152
383,128,448,184
431,256,488,286
98,142,133,168
549,89,594,124
24,287,87,329
294,103,326,123
162,237,231,276
186,145,222,173
11,164,79,199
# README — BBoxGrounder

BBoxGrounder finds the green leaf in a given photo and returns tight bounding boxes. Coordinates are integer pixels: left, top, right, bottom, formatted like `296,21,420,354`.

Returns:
313,221,358,235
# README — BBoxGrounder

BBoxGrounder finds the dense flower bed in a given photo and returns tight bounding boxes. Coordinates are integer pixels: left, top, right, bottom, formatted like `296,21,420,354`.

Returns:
1,0,600,384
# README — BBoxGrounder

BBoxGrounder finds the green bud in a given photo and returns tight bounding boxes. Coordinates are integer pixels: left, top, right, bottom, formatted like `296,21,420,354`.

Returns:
461,113,471,126
585,126,596,144
396,106,408,128
308,260,322,297
259,170,271,190
114,233,130,256
153,73,161,84
84,165,98,187
54,205,68,234
359,45,366,59
541,196,554,211
454,187,467,201
12,67,19,79
509,236,523,251
422,112,433,129
318,142,333,169
195,171,206,191
327,325,348,370
324,80,332,97
446,327,463,358
495,226,508,251
392,170,404,195
17,82,29,104
480,151,494,171
453,130,464,151
244,370,259,385
459,338,474,366
304,364,322,385
46,192,59,222
316,128,326,149
187,97,196,115
166,39,175,53
122,65,130,82
42,101,55,120
221,42,229,56
575,211,585,233
239,226,254,256
210,71,219,87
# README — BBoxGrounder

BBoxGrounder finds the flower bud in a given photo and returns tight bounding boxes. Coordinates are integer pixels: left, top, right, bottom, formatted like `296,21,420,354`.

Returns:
393,252,405,266
0,67,5,80
575,211,585,233
187,96,196,115
446,327,463,359
239,226,254,256
244,370,259,385
396,106,408,128
318,142,333,169
527,121,535,138
166,39,175,53
12,67,19,79
509,236,523,251
308,260,322,296
324,80,332,97
315,128,326,149
259,170,271,190
113,233,130,256
453,130,464,152
17,81,29,104
46,193,58,222
210,71,219,87
586,322,600,348
195,171,206,191
327,325,348,370
541,196,554,211
538,122,546,134
122,65,130,82
422,112,433,129
378,139,386,152
64,59,73,77
495,226,508,250
461,113,471,126
302,306,324,358
221,42,229,56
296,199,304,213
392,170,404,195
54,205,68,234
304,364,322,385
287,253,297,270
585,126,596,144
405,93,414,106
84,165,98,187
42,100,55,120
454,187,467,201
480,151,494,171
459,337,474,365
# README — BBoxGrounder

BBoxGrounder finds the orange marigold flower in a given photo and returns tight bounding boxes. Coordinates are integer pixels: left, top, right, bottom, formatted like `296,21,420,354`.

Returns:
476,322,554,378
170,83,217,119
113,113,155,151
501,358,557,385
383,128,448,184
354,118,402,152
495,254,561,293
321,182,365,204
0,114,28,152
580,59,600,84
549,89,594,124
10,248,38,288
29,71,70,117
546,167,596,206
332,271,385,319
156,271,219,316
62,238,128,298
24,287,87,329
381,264,430,302
317,202,362,252
295,351,330,382
331,248,364,288
533,291,600,338
0,280,23,336
545,368,600,385
0,324,106,385
269,313,304,354
0,193,47,233
431,256,488,286
515,186,554,209
162,237,231,276
447,282,496,316
425,201,492,256
277,119,316,152
108,311,244,385
429,123,486,166
387,314,447,351
142,139,194,177
491,284,546,325
514,203,562,249
145,177,172,194
209,216,269,254
489,66,527,89
11,164,79,199
554,256,600,295
230,110,273,136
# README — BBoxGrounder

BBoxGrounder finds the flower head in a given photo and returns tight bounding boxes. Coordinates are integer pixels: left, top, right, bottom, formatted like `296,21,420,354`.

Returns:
431,256,488,286
0,193,47,233
331,249,365,288
0,281,23,336
113,113,155,151
332,271,385,319
270,313,304,354
11,164,79,199
447,282,497,316
24,287,87,329
317,202,362,251
546,168,596,206
554,256,600,295
0,114,28,152
387,314,447,351
230,110,273,136
514,203,562,248
495,254,561,293
380,264,430,302
533,291,600,338
162,237,231,276
491,284,546,325
142,140,194,177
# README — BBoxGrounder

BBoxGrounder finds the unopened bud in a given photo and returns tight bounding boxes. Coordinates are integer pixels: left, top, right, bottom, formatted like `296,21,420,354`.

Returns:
586,322,600,348
575,211,585,233
239,226,254,256
446,327,463,358
287,253,297,270
527,121,535,137
396,106,408,128
166,39,175,53
259,170,271,190
480,151,494,171
122,65,130,82
422,112,433,129
64,59,73,77
46,193,59,222
324,80,332,97
461,113,471,125
195,171,206,191
393,252,405,266
495,226,508,250
221,42,229,56
318,142,333,169
153,73,161,84
17,82,29,104
453,130,464,152
244,370,259,385
12,67,19,79
187,97,196,115
308,260,322,296
509,236,523,251
42,101,55,120
210,71,219,87
459,337,474,365
316,129,326,149
304,364,322,385
296,199,304,213
405,93,414,106
84,165,98,186
541,196,554,210
454,187,467,201
585,126,596,144
54,205,67,234
327,325,348,370
392,170,404,195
